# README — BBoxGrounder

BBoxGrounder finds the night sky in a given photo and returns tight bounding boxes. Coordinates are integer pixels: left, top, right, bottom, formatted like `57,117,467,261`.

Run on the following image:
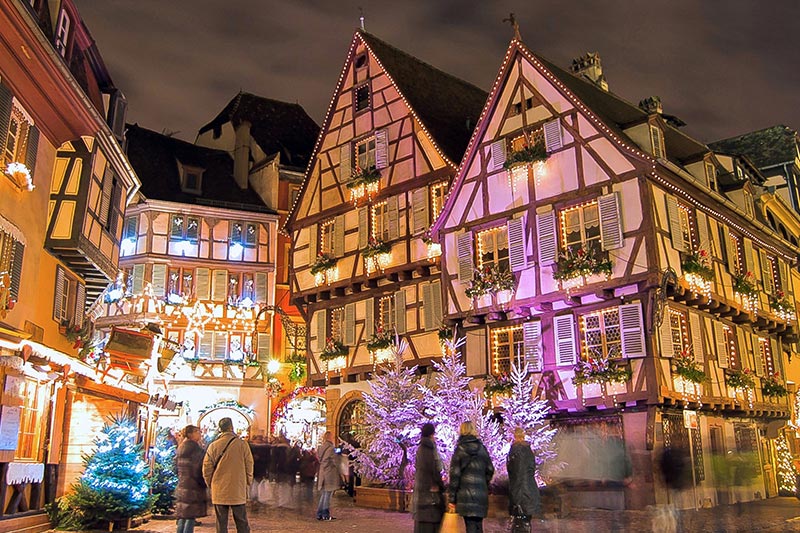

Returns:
74,1,800,146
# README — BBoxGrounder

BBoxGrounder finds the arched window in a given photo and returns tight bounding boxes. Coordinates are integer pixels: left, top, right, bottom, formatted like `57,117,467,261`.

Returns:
338,399,366,448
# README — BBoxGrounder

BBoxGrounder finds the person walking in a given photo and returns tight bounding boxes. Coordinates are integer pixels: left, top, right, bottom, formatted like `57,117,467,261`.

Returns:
413,423,445,533
299,449,319,504
316,431,341,521
175,425,207,533
448,421,494,533
507,427,541,533
202,418,254,533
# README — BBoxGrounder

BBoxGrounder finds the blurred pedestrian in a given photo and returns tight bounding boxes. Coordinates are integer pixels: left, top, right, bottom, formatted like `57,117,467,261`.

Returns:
448,421,494,533
507,427,540,533
175,425,207,533
299,449,319,504
271,435,293,508
316,431,340,520
413,423,445,533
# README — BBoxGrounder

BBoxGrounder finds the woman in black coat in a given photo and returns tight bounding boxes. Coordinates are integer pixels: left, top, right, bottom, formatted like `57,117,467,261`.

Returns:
175,425,208,533
448,421,494,533
413,423,445,533
507,427,541,532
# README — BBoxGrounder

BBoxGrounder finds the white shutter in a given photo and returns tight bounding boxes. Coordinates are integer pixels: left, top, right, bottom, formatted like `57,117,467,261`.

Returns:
365,298,374,338
340,144,351,181
394,290,406,334
333,215,345,257
490,140,506,171
255,272,268,303
599,192,623,251
132,264,145,295
198,332,213,358
316,309,327,353
666,195,687,253
211,269,228,302
743,239,755,276
760,250,773,294
344,303,356,345
650,126,664,159
431,280,443,329
53,266,65,320
73,282,85,328
507,217,527,273
536,210,557,265
422,283,434,331
714,322,729,368
98,174,113,227
387,195,399,240
523,321,542,372
619,303,646,358
456,232,474,282
151,264,167,298
358,208,369,249
696,211,710,252
658,309,675,358
308,223,318,260
412,188,429,235
375,129,389,169
553,314,576,366
689,312,705,363
725,230,737,273
779,259,792,297
257,333,271,362
9,241,23,300
213,332,228,359
195,267,210,300
543,119,563,152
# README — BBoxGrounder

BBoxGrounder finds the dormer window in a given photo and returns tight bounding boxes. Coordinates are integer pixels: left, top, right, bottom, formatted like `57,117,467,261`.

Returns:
649,125,664,159
179,164,203,194
705,161,717,191
54,9,71,58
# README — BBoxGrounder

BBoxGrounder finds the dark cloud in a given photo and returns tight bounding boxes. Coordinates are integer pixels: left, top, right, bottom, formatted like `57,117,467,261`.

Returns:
74,0,800,145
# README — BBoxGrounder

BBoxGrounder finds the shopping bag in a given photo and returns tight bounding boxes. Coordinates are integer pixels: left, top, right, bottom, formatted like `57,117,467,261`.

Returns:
249,481,259,501
257,479,272,504
440,511,466,533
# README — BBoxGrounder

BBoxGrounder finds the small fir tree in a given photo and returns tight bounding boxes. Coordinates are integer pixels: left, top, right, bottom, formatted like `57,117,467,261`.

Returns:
149,428,178,514
776,433,797,496
350,336,426,489
54,416,152,529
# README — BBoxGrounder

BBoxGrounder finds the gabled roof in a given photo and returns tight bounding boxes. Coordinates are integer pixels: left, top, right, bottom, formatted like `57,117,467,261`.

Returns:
126,124,274,213
709,125,799,169
198,92,320,170
358,31,488,164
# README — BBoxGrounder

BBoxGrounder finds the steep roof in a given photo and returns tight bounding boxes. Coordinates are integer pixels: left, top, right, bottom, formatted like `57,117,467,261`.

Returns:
359,31,488,164
709,125,799,169
198,92,320,170
126,124,274,213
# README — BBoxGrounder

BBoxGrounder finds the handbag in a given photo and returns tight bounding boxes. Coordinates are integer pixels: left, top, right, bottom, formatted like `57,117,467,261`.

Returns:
440,511,466,533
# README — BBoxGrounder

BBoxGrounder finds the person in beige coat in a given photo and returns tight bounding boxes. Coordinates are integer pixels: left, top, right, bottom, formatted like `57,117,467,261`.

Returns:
316,431,342,520
202,418,254,533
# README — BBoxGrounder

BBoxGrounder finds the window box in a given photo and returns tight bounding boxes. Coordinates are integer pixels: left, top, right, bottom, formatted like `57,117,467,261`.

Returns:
732,271,759,314
503,143,547,171
347,167,381,205
681,249,713,298
725,368,755,391
672,350,707,384
319,338,349,361
366,328,396,364
552,245,612,293
361,238,391,275
761,373,788,398
5,162,34,191
465,264,515,300
422,234,442,260
572,355,631,386
484,372,513,396
769,291,796,322
310,252,338,286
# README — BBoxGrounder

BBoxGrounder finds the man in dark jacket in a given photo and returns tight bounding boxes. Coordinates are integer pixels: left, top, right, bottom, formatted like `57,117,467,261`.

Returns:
413,423,445,533
448,421,494,533
507,427,541,533
176,425,207,533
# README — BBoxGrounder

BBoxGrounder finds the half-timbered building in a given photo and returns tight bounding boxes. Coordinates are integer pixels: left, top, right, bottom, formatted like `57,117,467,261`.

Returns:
433,38,800,510
285,30,486,442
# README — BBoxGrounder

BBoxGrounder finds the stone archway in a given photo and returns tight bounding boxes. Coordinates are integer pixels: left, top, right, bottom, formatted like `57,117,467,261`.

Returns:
197,403,254,440
334,390,367,448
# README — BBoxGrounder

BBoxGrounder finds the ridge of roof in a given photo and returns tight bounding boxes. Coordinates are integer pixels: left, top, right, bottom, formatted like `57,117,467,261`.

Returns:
709,125,798,168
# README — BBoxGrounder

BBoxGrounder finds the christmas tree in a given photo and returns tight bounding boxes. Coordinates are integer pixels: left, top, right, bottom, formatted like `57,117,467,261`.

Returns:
54,416,152,529
350,336,426,490
149,428,178,514
775,433,797,496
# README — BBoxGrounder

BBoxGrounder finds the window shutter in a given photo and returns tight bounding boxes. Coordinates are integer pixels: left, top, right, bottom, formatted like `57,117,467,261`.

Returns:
725,231,737,273
779,259,793,298
598,192,623,251
255,272,267,303
387,195,399,240
198,332,213,358
696,211,710,253
151,264,167,298
123,216,138,241
507,217,527,273
333,215,345,257
619,303,646,358
553,314,576,366
365,298,374,338
99,174,113,227
375,129,389,169
394,289,406,334
422,282,434,331
213,332,228,359
211,269,228,302
9,241,23,300
743,239,755,276
523,321,542,372
308,223,318,260
752,334,764,377
0,83,12,158
543,119,563,152
411,188,429,235
257,333,271,362
456,232,474,282
73,282,85,328
490,140,506,171
195,267,210,300
536,210,557,265
24,125,39,177
132,264,145,295
340,144,351,181
689,312,704,363
53,267,65,320
713,322,729,368
658,309,674,358
344,303,356,345
358,207,369,249
431,280,443,330
666,195,687,253
770,338,780,377
760,251,773,294
316,308,327,352
650,126,664,159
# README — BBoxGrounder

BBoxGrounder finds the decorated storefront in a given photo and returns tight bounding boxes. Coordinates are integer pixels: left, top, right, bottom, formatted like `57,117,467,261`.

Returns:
271,387,326,449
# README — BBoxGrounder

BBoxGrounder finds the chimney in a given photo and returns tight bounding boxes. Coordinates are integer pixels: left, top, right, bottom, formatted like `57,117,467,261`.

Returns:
233,120,251,190
570,52,608,91
638,96,663,115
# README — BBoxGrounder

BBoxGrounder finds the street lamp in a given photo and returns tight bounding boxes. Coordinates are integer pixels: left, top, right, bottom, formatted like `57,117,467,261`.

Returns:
266,359,281,440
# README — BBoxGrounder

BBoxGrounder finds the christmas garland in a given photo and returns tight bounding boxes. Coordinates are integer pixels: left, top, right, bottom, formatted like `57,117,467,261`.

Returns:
572,356,631,386
310,253,337,275
681,249,714,282
270,386,326,435
319,338,349,361
502,143,547,170
725,368,755,390
673,351,707,384
762,373,788,398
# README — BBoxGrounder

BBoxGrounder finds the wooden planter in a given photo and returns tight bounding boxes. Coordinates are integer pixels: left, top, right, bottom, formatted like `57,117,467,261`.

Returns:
354,485,413,512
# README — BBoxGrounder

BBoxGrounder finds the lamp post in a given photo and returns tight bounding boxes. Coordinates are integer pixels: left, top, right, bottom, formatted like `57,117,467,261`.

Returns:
266,358,281,440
